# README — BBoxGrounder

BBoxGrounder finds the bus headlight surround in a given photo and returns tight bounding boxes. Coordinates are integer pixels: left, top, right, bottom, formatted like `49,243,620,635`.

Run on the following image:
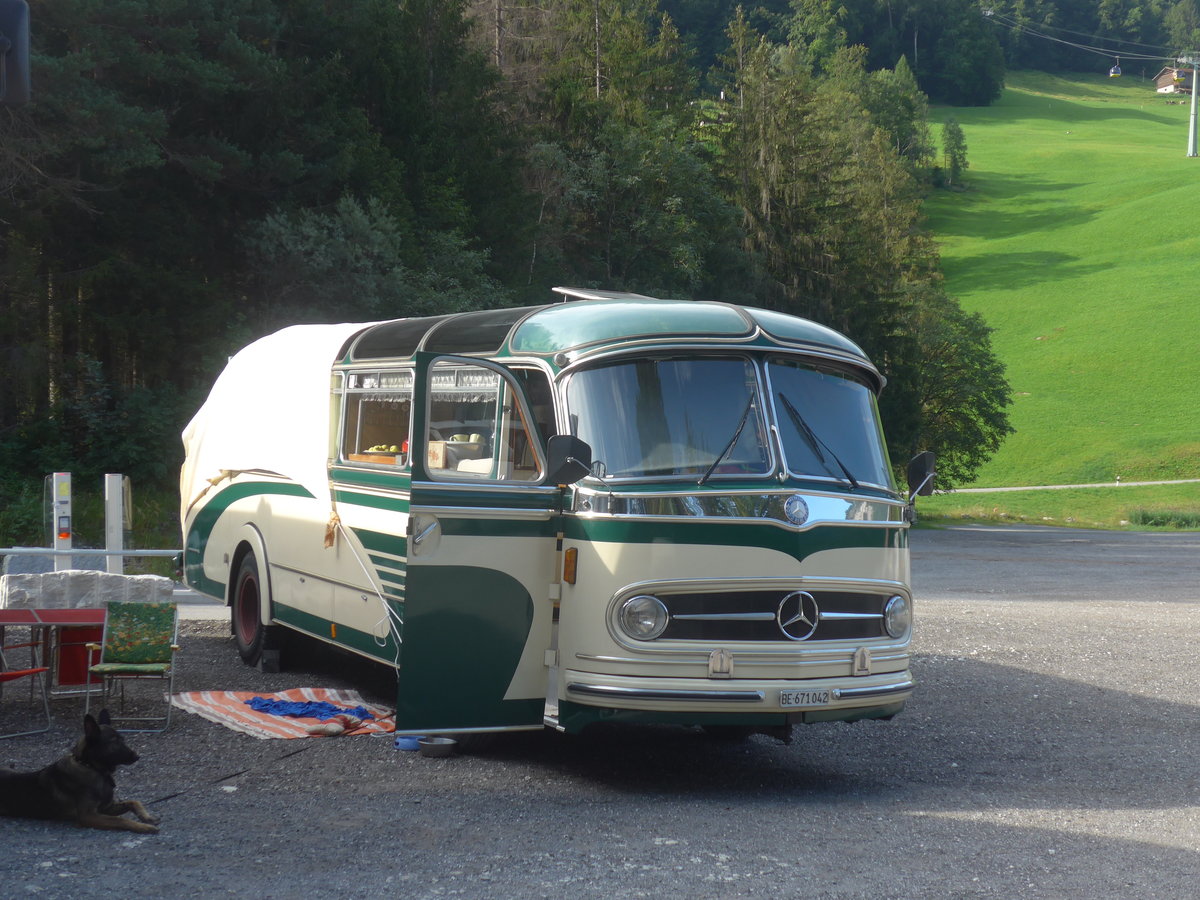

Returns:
618,595,669,640
884,595,911,639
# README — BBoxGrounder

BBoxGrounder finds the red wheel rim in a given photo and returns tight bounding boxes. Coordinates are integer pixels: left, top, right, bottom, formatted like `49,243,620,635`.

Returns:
236,573,259,643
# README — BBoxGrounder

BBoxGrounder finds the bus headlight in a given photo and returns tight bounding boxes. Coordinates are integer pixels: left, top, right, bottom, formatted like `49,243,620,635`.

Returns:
883,595,911,639
618,595,669,640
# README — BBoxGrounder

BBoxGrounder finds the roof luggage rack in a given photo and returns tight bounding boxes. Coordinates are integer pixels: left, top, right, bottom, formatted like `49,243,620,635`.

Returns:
551,286,659,303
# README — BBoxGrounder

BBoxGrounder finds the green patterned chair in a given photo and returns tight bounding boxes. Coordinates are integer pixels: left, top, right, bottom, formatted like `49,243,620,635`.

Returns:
85,601,180,732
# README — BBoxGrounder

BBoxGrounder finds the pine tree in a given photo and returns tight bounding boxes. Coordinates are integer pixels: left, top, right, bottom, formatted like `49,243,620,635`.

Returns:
942,117,968,186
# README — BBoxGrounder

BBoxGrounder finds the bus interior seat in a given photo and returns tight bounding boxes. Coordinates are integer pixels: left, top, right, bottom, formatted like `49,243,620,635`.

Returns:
455,457,495,475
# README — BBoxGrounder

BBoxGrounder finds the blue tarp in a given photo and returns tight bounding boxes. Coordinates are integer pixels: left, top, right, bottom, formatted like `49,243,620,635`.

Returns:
244,696,375,721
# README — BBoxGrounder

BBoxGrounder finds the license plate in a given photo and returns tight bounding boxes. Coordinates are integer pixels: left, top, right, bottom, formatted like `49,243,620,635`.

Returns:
779,689,831,708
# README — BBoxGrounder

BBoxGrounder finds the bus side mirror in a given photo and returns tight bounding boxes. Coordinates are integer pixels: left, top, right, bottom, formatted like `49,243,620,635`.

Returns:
0,0,31,106
906,451,936,498
546,435,592,485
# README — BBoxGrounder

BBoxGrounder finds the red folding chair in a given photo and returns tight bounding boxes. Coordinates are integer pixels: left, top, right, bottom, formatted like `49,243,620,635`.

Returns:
0,633,52,739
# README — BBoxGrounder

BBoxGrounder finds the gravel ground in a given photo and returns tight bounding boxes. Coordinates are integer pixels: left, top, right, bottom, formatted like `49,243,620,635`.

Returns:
1,526,1198,899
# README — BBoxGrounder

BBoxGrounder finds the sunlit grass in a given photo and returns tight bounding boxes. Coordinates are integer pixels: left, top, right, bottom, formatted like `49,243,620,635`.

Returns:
925,71,1200,489
919,481,1200,530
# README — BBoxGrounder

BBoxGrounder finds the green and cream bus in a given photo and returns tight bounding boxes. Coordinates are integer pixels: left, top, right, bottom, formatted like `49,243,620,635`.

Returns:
180,287,934,741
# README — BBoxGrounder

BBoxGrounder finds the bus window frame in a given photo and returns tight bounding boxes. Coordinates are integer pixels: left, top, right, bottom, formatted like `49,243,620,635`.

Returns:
338,368,415,469
416,355,549,486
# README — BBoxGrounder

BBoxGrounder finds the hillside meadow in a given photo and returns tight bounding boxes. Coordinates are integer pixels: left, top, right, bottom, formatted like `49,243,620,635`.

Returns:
921,70,1200,528
6,72,1194,543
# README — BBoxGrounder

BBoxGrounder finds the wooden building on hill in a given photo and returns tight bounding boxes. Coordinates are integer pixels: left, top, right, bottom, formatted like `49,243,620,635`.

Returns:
1155,67,1194,94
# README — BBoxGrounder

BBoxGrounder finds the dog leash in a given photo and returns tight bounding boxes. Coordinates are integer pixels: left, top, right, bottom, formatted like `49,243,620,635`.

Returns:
149,743,314,805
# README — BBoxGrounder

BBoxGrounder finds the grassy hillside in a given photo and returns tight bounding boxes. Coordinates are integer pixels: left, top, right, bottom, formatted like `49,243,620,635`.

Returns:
923,70,1200,489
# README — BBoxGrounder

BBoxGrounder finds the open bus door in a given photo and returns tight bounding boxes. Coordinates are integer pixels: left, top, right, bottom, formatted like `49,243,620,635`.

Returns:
398,353,585,735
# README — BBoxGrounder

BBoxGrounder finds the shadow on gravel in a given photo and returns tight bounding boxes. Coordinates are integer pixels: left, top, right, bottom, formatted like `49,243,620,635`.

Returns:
455,648,1200,818
174,619,1200,812
4,618,1200,898
6,620,1196,815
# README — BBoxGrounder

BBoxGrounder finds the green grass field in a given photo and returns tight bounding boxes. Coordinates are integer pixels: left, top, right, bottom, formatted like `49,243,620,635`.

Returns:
921,70,1200,528
924,70,1200,489
919,480,1200,530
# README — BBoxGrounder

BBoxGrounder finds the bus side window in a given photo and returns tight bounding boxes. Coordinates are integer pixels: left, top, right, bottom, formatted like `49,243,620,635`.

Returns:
514,368,557,440
342,371,413,467
508,367,555,478
426,361,543,482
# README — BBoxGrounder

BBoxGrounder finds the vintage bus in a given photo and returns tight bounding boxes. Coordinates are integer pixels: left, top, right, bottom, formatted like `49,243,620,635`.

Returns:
181,287,934,741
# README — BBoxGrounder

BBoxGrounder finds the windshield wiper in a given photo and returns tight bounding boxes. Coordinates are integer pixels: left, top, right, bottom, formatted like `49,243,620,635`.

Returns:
777,393,859,490
697,396,755,486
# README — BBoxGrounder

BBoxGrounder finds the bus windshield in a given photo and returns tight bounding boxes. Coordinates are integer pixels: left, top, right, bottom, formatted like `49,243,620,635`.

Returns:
768,358,893,490
565,357,770,480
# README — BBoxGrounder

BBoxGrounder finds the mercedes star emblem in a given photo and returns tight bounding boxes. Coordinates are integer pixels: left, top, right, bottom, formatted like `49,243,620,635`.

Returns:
776,591,820,641
783,493,809,526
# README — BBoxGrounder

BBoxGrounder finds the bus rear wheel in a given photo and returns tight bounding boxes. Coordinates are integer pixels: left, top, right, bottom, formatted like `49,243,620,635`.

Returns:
233,551,267,666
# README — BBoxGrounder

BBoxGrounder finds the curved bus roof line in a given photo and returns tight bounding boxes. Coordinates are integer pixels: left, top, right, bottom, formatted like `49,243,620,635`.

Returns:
338,289,881,388
554,340,883,388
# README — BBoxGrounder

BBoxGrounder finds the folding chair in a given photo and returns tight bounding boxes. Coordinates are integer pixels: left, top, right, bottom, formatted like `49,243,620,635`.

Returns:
85,601,180,733
0,631,52,739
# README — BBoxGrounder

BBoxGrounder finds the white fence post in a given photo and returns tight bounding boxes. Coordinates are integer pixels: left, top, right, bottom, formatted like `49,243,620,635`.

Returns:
104,474,127,574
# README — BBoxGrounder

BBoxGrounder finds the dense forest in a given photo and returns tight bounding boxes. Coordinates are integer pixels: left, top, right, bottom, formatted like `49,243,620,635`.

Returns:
2,0,1193,529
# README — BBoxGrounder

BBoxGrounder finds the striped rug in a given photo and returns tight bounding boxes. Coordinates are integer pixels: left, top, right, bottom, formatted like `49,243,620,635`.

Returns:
171,687,395,739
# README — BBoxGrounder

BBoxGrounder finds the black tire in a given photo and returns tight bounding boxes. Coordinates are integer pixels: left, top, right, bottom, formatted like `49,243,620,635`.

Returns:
233,551,267,666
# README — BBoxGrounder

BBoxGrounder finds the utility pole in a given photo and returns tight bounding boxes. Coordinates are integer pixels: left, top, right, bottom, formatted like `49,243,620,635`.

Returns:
1180,53,1200,157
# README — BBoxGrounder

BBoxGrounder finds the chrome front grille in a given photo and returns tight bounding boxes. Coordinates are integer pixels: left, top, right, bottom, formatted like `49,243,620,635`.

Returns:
658,590,889,642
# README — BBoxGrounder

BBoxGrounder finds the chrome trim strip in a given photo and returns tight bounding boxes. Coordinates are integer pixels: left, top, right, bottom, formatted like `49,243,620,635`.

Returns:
329,476,412,499
613,575,907,596
576,653,712,665
574,653,854,668
567,683,765,703
410,480,561,497
787,581,911,593
734,647,909,661
575,472,893,493
834,679,914,699
571,489,907,530
573,513,904,532
671,612,777,622
606,577,909,653
575,647,907,665
819,611,883,621
574,484,901,502
409,505,553,521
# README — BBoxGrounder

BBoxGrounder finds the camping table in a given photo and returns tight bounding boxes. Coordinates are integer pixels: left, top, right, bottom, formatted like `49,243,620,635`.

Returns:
0,608,107,693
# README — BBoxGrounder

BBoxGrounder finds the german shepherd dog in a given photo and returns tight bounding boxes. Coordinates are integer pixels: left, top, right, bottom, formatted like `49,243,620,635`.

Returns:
0,710,160,833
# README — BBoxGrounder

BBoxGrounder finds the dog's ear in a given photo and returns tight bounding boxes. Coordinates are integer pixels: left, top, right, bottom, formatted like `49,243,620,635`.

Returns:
84,714,100,739
98,709,112,726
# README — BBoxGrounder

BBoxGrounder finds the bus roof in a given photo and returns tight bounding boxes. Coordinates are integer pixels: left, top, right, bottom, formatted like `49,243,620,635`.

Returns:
342,290,876,380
